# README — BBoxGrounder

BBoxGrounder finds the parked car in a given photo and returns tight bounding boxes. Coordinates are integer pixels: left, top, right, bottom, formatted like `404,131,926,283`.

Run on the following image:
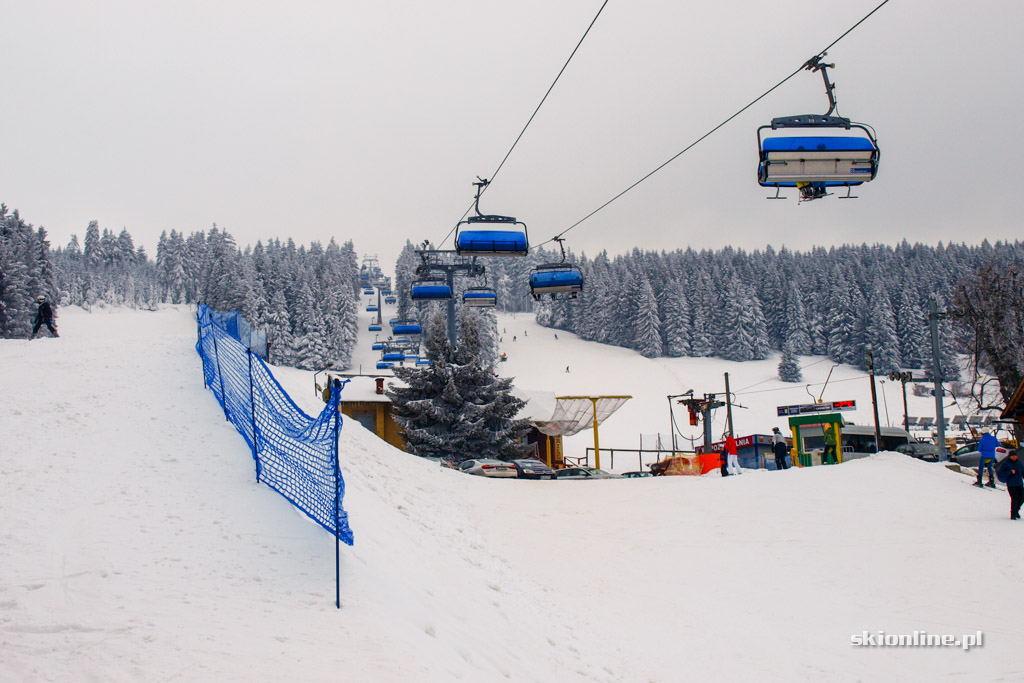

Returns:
555,467,621,479
895,441,947,462
458,459,517,478
621,471,655,478
953,441,1012,468
512,459,556,480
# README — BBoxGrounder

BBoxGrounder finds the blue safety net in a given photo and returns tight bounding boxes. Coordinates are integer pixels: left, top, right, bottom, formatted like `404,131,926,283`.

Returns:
195,304,353,545
206,308,268,359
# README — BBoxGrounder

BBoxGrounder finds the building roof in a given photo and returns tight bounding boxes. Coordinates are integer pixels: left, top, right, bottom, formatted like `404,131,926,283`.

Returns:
1000,377,1024,423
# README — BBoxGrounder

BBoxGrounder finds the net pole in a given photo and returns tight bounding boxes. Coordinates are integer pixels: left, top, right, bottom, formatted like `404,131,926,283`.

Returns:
248,349,260,483
197,309,207,389
333,379,342,610
211,326,229,422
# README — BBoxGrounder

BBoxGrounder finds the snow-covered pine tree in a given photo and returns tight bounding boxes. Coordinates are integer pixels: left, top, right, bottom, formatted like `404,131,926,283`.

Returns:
778,338,803,382
632,275,663,358
784,282,813,354
657,278,691,357
865,281,901,373
388,310,530,462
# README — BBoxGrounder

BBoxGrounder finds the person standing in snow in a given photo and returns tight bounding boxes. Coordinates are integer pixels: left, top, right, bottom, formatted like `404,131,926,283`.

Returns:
724,432,742,475
30,295,58,338
822,424,838,465
997,450,1023,519
772,427,789,470
976,431,999,488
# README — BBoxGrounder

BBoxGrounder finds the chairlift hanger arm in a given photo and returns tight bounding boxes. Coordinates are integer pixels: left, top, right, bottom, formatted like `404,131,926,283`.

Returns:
803,54,838,117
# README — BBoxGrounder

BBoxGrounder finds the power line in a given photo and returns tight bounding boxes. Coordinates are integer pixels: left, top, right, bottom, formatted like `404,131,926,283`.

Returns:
436,0,611,250
533,0,891,251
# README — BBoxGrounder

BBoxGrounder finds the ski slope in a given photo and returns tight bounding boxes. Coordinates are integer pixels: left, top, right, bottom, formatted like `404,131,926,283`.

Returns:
2,305,1021,682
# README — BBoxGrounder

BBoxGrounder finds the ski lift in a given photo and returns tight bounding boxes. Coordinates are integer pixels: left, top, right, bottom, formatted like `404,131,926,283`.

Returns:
376,361,394,370
393,322,422,335
381,352,405,362
366,305,379,312
368,324,382,332
529,237,583,300
384,295,397,304
371,342,385,351
415,359,433,366
363,288,374,295
463,286,497,308
411,276,452,300
757,55,879,202
454,178,529,256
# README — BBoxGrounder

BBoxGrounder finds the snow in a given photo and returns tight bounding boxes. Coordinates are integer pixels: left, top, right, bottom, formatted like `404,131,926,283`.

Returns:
2,305,1021,681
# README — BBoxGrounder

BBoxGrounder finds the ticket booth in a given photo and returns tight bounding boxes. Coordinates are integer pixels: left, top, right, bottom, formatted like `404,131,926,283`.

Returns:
787,413,846,467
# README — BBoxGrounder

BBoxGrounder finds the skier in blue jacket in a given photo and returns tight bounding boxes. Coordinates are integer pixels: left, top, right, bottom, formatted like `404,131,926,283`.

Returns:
996,450,1023,520
975,432,999,488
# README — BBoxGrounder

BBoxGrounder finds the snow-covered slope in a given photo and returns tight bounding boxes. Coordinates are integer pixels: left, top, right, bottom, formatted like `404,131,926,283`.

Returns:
2,306,1020,682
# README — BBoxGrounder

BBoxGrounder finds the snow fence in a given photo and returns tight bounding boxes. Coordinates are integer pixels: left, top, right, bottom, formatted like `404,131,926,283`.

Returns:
195,304,353,545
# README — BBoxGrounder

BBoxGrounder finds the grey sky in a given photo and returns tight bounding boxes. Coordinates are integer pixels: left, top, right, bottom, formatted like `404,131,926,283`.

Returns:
3,1,1021,269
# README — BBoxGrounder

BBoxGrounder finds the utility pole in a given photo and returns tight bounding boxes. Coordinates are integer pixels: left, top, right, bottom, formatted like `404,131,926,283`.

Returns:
889,370,913,434
928,297,948,461
865,345,882,453
724,372,735,436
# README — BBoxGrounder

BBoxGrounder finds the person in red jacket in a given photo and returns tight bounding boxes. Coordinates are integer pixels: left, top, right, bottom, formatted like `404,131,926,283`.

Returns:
724,432,742,475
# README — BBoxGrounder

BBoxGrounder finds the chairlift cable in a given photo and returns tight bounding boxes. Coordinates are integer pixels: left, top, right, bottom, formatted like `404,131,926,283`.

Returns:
532,0,891,251
436,0,611,249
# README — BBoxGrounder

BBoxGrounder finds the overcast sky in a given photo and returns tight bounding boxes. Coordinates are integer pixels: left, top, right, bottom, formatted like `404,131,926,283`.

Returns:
3,1,1021,269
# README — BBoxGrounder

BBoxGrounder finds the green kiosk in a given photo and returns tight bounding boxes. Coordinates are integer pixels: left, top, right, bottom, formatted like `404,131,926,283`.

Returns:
786,412,846,467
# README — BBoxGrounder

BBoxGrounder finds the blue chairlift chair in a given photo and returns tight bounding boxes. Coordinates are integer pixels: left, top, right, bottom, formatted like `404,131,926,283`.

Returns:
463,287,497,308
528,237,583,300
453,178,529,256
757,56,879,202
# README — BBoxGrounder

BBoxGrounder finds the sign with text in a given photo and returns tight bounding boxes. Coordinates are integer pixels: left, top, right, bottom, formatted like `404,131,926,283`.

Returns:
777,400,856,417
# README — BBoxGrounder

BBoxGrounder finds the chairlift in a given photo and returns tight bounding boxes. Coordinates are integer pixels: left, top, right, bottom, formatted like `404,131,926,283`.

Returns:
384,295,397,304
376,362,394,370
393,322,422,335
366,305,379,312
363,288,374,295
368,324,382,332
371,342,385,351
454,178,529,256
757,55,879,202
529,237,583,300
463,286,497,308
411,276,452,300
381,352,405,362
415,359,433,366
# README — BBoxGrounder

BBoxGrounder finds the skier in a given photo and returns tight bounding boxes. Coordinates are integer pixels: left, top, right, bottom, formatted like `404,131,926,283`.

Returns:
997,450,1023,519
772,427,789,470
565,366,570,373
554,333,558,340
976,431,999,488
724,432,742,475
513,336,516,342
30,295,58,338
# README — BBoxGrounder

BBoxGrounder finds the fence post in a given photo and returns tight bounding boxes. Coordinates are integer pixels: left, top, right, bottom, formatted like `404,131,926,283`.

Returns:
248,349,260,483
197,309,207,389
332,378,342,610
210,326,229,422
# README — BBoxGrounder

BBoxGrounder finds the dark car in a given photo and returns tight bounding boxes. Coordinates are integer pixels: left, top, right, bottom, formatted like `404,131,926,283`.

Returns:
895,441,946,463
621,471,655,478
512,459,556,480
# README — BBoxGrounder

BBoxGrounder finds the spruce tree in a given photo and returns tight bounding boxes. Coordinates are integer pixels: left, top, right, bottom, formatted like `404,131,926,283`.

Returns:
778,338,803,382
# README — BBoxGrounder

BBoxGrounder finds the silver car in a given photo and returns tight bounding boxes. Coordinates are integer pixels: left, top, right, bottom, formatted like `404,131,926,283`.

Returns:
458,458,517,478
555,467,621,480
